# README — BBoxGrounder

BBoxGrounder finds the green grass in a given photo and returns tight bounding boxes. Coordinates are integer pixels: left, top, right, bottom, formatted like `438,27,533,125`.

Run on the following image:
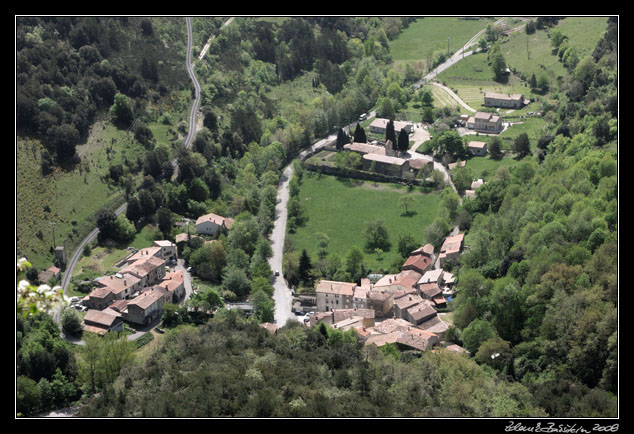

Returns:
16,123,145,270
390,17,491,68
289,172,443,273
463,156,521,180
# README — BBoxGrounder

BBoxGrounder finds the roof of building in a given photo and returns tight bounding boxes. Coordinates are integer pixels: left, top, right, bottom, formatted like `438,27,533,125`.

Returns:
121,255,166,278
127,246,162,263
195,212,234,228
368,289,393,302
127,289,164,310
411,244,434,257
259,322,279,334
160,270,184,293
97,273,141,294
440,233,464,254
485,92,523,101
344,142,387,156
419,282,442,298
83,309,121,327
153,240,176,248
418,269,444,285
468,141,487,149
403,254,432,274
471,179,485,189
362,153,408,166
394,294,424,311
89,286,113,300
333,308,375,323
369,118,413,131
315,280,356,296
407,302,437,322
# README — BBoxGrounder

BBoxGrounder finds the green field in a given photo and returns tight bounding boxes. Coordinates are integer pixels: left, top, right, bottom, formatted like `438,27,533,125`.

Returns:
288,172,443,273
463,155,521,180
390,17,491,69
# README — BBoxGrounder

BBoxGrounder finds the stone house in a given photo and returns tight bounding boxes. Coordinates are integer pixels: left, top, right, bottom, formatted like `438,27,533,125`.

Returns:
369,118,414,135
81,308,124,336
195,212,235,236
467,112,503,133
362,153,410,177
119,255,166,288
484,92,528,109
124,289,166,325
315,280,356,312
468,141,488,156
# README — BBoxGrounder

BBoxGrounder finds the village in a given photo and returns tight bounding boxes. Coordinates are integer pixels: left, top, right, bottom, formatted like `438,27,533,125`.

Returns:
56,89,529,353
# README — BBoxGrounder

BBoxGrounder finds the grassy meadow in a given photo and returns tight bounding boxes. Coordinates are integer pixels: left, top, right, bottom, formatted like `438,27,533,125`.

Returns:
390,17,493,69
16,123,144,271
288,172,443,273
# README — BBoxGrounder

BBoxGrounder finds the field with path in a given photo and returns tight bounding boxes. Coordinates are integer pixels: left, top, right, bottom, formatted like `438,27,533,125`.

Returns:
288,172,443,273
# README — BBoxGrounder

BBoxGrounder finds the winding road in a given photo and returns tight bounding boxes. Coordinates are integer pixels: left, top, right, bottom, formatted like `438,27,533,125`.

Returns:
55,17,201,326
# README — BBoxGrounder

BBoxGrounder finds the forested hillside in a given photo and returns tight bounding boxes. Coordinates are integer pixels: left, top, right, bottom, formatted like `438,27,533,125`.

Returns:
446,17,618,416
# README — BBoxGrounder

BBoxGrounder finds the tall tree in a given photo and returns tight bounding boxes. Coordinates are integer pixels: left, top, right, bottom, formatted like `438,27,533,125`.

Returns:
385,119,396,145
298,248,313,285
353,123,367,143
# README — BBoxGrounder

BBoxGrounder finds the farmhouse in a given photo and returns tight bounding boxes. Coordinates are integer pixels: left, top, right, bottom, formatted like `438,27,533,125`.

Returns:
467,112,503,133
159,270,186,303
362,153,410,177
468,141,488,156
344,141,396,157
369,118,414,135
195,212,235,236
484,92,529,109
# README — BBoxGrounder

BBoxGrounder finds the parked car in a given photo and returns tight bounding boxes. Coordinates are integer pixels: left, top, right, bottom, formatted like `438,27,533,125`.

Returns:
358,113,367,121
275,270,279,276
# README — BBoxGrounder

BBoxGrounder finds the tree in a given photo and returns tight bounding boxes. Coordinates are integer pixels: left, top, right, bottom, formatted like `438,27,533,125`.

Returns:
397,234,419,258
345,246,364,283
298,249,313,285
397,128,409,152
513,133,531,158
353,123,367,143
363,219,390,252
489,137,503,159
399,195,415,216
462,318,496,354
336,128,348,150
385,119,396,145
109,93,134,128
222,266,251,298
61,307,83,337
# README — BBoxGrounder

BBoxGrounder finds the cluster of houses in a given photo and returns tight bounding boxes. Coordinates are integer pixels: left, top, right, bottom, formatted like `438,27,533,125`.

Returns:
264,232,467,354
338,118,429,179
80,211,236,336
80,240,183,335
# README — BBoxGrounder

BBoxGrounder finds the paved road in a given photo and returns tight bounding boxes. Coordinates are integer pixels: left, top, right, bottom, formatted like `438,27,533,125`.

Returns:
414,17,507,87
269,133,338,326
184,17,201,149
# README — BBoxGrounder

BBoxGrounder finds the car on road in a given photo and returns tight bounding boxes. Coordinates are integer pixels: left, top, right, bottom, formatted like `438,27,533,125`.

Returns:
275,270,279,276
358,113,367,121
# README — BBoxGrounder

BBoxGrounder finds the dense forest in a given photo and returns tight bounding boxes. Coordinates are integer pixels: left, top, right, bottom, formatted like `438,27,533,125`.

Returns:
16,16,617,419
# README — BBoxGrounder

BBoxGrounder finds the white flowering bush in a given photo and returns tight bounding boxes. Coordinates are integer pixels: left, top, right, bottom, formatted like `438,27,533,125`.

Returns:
16,257,65,317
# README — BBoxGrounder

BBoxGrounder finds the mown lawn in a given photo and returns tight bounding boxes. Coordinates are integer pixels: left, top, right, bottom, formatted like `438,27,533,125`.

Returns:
288,172,443,273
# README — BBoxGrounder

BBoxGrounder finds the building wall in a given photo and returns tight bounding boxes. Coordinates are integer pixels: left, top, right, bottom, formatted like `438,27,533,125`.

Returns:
195,221,221,235
316,292,353,312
